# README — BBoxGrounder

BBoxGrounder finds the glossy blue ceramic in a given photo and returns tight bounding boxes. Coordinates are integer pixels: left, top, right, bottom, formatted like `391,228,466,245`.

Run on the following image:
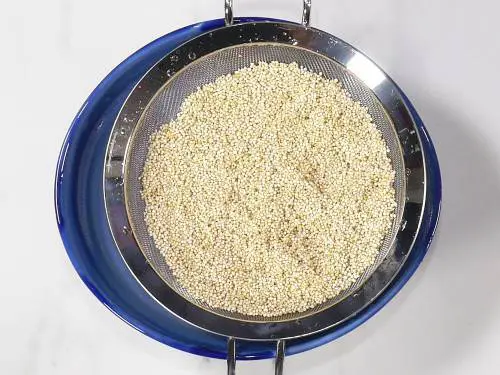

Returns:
55,18,441,360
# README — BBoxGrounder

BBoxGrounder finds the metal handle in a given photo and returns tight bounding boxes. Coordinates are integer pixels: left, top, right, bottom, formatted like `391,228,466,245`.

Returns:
227,338,286,375
224,0,312,27
275,340,285,375
227,338,236,375
225,0,234,26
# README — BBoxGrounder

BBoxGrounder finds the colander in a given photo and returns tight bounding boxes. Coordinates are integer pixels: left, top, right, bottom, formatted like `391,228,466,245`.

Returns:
102,1,427,373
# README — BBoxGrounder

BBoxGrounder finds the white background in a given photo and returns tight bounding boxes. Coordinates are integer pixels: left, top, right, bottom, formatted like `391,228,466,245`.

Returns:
1,0,500,374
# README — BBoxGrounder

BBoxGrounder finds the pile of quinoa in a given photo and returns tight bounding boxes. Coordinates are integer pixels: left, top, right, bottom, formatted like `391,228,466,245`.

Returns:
141,61,396,317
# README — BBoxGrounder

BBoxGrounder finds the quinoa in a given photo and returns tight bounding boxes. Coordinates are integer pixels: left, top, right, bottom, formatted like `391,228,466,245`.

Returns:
141,61,396,317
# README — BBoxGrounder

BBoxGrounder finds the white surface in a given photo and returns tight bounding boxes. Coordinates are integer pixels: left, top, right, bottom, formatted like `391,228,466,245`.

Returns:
1,0,500,374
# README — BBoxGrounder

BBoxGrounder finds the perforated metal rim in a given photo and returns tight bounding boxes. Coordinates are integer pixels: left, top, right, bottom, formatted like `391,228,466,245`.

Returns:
104,21,426,340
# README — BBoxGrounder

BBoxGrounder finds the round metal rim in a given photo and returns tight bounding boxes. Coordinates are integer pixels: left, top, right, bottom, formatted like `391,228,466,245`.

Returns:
104,20,426,340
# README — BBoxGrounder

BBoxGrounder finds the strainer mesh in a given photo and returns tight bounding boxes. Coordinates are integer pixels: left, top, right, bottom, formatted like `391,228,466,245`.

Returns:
125,44,405,322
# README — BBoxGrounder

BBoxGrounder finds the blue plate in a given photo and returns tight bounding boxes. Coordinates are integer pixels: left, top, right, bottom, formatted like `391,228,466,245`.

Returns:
55,18,441,360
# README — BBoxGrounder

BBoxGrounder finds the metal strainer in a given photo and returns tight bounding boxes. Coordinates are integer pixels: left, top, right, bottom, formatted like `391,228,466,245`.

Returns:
104,1,425,373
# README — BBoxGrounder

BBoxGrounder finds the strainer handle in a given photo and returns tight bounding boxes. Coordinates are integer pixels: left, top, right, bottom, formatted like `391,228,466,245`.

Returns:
224,0,312,27
227,338,286,375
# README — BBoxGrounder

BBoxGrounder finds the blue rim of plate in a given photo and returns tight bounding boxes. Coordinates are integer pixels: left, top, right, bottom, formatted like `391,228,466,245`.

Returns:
54,17,441,360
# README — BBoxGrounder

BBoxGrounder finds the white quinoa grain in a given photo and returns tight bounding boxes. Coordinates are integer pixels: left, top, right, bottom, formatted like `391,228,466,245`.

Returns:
141,61,396,317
